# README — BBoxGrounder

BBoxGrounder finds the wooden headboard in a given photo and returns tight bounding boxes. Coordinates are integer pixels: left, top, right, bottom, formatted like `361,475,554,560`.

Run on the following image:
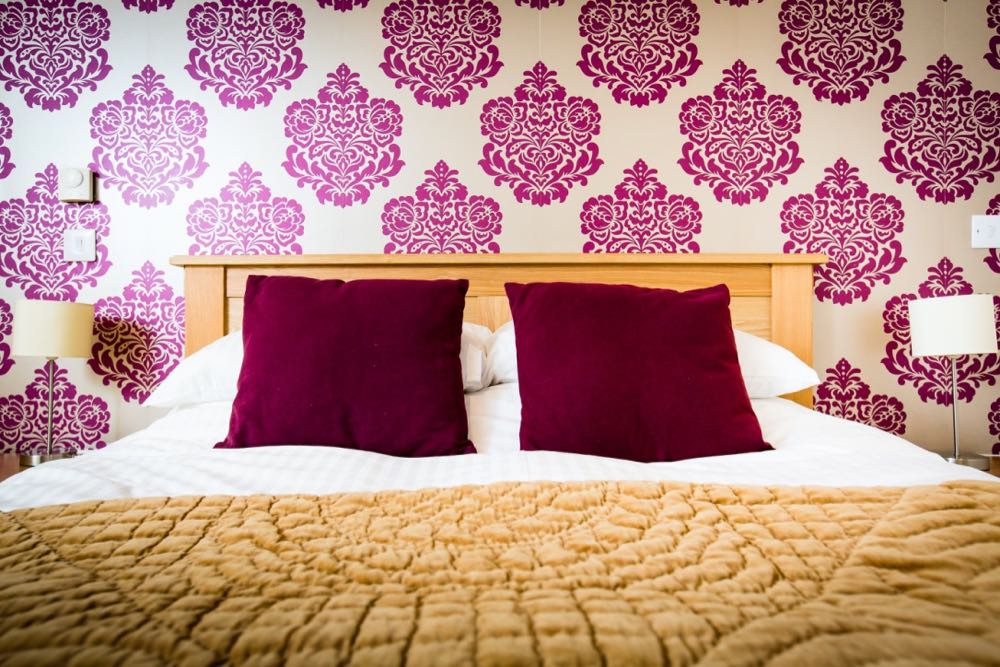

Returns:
170,253,826,406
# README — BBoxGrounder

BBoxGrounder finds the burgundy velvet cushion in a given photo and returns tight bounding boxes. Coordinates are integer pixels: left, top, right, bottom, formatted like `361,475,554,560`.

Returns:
505,281,770,462
217,276,475,456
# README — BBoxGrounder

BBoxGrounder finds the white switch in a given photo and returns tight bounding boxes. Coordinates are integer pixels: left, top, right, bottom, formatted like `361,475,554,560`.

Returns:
972,215,1000,248
58,167,94,202
63,228,96,262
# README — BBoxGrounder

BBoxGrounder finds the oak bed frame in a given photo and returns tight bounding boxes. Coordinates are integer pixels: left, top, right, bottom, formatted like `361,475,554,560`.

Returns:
170,253,826,406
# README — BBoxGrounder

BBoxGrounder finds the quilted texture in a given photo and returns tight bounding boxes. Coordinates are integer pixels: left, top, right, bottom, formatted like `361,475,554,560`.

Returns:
1,481,999,665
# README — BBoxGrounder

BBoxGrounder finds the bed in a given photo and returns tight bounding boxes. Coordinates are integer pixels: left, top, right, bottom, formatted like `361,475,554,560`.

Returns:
1,253,998,666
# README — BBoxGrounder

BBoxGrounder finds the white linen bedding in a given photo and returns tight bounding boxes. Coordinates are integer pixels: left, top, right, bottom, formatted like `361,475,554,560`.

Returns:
0,384,994,511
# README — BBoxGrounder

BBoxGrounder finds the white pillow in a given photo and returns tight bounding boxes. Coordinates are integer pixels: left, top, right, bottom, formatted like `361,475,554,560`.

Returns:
144,331,242,408
484,322,819,399
146,322,494,408
732,329,820,398
460,322,492,392
485,320,518,385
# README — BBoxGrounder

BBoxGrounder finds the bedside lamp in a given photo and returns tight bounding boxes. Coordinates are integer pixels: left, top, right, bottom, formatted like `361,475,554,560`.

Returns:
11,299,94,467
909,294,998,469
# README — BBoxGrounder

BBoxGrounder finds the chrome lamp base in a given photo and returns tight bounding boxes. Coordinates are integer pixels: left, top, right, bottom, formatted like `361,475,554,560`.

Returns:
19,451,76,467
947,455,989,471
18,359,78,469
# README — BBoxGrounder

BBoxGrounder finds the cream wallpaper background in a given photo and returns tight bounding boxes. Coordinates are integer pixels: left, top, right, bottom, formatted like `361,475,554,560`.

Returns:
0,0,997,457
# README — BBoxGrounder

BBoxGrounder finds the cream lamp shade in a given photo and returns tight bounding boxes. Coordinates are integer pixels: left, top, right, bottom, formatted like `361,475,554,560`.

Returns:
11,299,95,359
909,294,998,357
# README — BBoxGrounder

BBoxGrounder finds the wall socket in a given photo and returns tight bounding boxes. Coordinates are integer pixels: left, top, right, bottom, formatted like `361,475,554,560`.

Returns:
972,215,1000,249
63,228,96,262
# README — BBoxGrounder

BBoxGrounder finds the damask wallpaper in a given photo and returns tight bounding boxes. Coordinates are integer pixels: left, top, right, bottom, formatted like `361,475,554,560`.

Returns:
0,0,997,458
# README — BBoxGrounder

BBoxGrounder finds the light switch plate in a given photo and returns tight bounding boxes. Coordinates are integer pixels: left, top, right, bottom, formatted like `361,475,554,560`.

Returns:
63,228,96,262
972,215,1000,248
58,167,94,203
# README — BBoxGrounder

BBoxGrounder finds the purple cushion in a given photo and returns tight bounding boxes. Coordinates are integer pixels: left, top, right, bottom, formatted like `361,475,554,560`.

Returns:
505,281,770,462
217,276,475,457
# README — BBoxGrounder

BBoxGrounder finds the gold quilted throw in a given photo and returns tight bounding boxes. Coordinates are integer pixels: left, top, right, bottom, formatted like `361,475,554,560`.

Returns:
2,481,999,666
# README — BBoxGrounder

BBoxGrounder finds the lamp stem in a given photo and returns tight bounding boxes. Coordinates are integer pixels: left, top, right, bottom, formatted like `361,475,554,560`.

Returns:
950,356,959,461
46,358,55,458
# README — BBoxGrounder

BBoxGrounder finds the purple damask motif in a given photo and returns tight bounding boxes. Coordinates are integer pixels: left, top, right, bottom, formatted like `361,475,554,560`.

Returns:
985,194,1000,274
316,0,368,9
881,56,1000,204
989,397,1000,454
89,262,185,404
987,0,1000,70
0,361,110,455
382,160,502,253
380,0,502,109
514,0,564,7
987,249,1000,274
815,358,907,435
577,0,701,108
0,298,12,375
715,0,763,5
90,66,209,209
122,0,174,11
0,102,12,179
187,162,304,255
284,64,404,207
480,62,602,206
580,159,701,253
776,0,905,105
781,158,905,305
0,0,111,111
186,0,306,110
882,258,1000,405
678,60,803,206
0,164,111,301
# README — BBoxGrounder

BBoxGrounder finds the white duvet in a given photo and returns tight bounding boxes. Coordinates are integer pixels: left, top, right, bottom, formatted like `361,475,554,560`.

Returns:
0,384,994,511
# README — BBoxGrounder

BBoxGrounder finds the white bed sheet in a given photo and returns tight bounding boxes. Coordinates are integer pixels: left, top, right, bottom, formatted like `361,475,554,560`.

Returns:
1,384,994,511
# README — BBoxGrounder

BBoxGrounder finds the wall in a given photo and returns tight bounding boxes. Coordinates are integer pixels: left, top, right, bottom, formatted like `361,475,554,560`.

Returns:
0,0,998,457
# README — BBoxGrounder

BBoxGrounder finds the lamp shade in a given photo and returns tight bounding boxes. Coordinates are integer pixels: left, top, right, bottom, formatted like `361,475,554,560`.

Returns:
11,300,94,359
909,294,998,357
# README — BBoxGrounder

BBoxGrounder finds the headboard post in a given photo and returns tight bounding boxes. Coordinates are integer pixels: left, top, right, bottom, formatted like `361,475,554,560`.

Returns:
770,263,815,407
184,265,226,355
